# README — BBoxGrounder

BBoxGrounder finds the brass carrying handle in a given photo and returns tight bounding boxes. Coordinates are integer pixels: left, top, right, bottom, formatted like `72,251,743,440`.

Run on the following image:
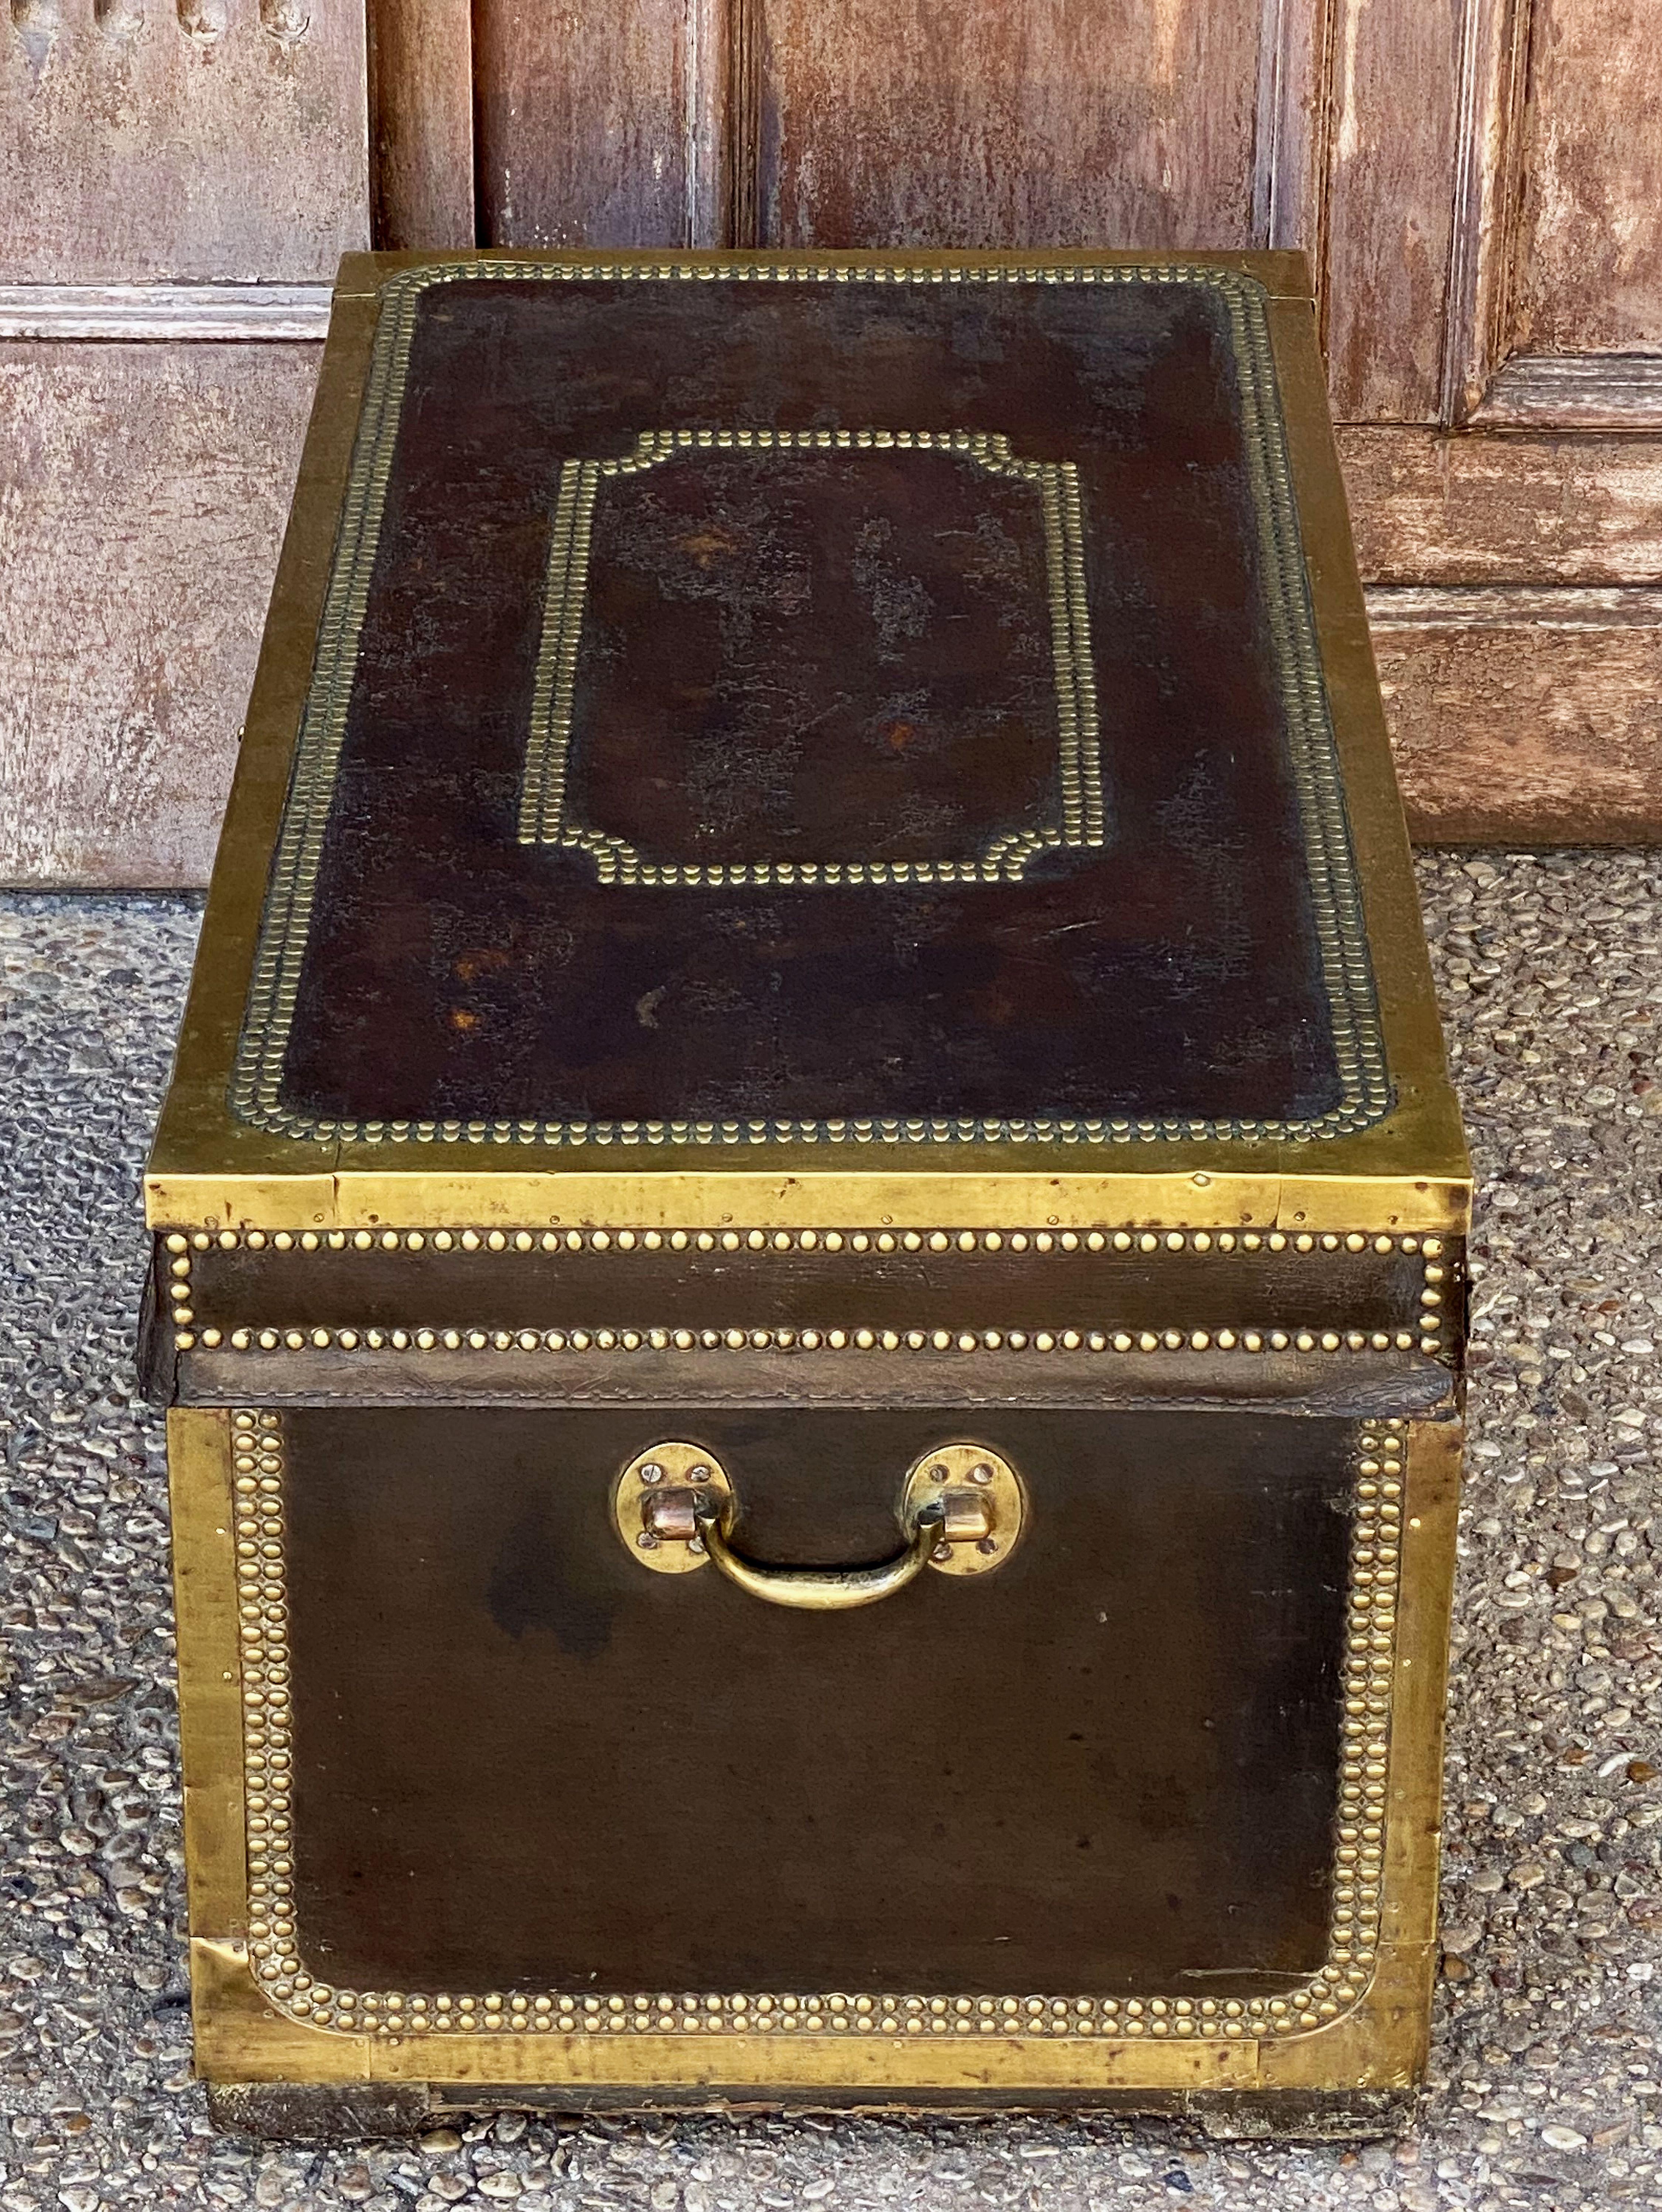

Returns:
612,1441,1025,1607
693,1495,943,1611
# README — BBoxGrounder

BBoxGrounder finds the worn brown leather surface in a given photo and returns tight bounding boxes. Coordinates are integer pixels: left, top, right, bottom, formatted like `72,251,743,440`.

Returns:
284,1406,1354,1996
180,1344,1457,1415
264,271,1375,1134
571,443,1061,868
191,1237,1448,1336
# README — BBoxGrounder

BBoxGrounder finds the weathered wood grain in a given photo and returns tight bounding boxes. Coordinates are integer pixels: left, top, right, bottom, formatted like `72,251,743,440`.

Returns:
0,342,318,886
756,0,1264,249
1338,427,1662,583
7,0,1660,878
1511,0,1662,355
1370,586,1662,842
1,1,367,282
1320,0,1464,422
472,0,725,248
368,0,475,249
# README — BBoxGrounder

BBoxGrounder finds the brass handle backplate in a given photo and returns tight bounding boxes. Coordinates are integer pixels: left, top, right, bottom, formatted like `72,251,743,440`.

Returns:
612,1441,1025,1609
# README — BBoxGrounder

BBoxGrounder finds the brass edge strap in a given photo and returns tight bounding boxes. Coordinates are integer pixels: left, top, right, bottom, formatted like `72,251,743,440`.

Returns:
232,1411,1404,2044
228,257,1388,1152
164,1225,1451,1256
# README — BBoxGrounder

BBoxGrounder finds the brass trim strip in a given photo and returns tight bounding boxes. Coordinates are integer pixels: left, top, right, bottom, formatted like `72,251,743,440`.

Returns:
228,256,1389,1151
517,428,1103,884
166,1225,1446,1256
233,1412,1403,2045
168,1411,249,1941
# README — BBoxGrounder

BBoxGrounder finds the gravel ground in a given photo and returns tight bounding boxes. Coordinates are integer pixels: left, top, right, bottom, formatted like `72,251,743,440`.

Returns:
0,852,1659,2211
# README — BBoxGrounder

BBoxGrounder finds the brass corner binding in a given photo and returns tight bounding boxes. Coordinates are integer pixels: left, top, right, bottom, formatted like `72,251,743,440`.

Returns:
162,1226,1452,1362
228,255,1389,1151
232,1411,1403,2047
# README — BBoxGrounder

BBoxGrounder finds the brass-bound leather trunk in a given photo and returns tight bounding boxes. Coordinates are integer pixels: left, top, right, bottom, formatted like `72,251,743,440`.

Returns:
144,250,1468,2136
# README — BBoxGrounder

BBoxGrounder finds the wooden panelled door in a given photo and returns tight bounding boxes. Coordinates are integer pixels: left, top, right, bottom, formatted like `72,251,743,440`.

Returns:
3,0,1658,882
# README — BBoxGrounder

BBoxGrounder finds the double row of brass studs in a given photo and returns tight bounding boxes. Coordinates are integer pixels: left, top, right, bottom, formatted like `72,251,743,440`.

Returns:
165,1232,1448,1358
520,431,1102,884
234,1411,297,2027
237,1109,1389,1147
236,1414,1403,2043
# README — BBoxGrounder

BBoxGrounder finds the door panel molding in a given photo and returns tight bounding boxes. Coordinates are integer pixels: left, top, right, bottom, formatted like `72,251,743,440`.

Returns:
0,284,332,341
1436,0,1522,425
1472,354,1662,432
1437,0,1662,429
1370,585,1662,627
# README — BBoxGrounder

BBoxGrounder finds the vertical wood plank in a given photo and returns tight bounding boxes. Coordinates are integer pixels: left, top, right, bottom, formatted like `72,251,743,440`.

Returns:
473,0,730,249
368,0,476,249
757,0,1267,250
726,0,759,247
1321,0,1465,421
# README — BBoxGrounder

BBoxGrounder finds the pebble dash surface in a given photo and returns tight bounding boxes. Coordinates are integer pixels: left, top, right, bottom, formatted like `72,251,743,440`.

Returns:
0,854,1658,2211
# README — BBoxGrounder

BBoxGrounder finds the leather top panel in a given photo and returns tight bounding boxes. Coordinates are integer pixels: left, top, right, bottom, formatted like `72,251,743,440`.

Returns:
235,262,1386,1148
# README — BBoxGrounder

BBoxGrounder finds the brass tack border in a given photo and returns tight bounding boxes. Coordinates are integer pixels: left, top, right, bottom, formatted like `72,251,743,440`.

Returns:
228,256,1389,1150
519,429,1104,882
205,1326,1438,1357
164,1229,1449,1360
169,1226,1445,1256
233,1411,1403,2043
